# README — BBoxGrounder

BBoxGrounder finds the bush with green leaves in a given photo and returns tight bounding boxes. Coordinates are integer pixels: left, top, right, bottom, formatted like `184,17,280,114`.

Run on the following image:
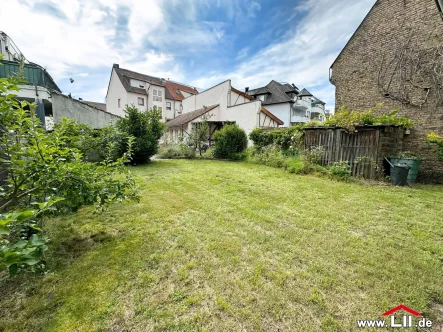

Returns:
0,66,139,276
425,132,443,160
323,104,414,132
213,124,248,160
249,126,303,150
116,105,165,164
329,161,351,181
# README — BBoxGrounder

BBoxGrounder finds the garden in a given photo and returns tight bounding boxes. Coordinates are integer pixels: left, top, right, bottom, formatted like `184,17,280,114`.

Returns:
1,71,443,331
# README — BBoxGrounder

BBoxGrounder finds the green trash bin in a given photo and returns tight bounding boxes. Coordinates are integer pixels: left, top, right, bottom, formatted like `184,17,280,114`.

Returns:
391,163,411,186
389,158,421,184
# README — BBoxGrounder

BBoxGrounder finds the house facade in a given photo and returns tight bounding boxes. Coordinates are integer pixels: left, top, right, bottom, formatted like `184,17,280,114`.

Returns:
329,0,443,181
0,31,116,129
165,80,283,145
246,81,326,127
105,64,198,120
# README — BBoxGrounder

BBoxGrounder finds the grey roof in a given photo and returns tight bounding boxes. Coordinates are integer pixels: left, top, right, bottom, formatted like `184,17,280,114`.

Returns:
114,67,164,94
298,88,313,97
166,104,219,128
247,80,297,105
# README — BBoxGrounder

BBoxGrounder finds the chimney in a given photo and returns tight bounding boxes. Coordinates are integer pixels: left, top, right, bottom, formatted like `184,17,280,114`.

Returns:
79,98,83,100
245,87,249,93
113,64,119,69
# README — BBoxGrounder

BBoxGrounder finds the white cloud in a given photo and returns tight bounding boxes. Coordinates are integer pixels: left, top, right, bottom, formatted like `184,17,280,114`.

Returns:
190,0,376,109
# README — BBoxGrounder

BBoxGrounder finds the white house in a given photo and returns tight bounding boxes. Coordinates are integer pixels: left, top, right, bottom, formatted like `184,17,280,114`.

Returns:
105,64,198,120
247,81,326,126
165,80,283,145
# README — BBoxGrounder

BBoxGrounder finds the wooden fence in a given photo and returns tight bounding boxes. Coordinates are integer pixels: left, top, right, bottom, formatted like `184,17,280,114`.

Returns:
303,126,405,179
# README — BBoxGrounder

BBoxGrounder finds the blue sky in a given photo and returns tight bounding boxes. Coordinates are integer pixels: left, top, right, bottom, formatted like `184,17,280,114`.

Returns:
1,0,376,110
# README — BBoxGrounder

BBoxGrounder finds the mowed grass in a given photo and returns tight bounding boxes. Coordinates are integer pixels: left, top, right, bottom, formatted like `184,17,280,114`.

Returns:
1,160,443,331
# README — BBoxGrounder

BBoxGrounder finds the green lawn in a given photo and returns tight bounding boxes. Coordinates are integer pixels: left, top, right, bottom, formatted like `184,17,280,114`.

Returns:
1,160,443,331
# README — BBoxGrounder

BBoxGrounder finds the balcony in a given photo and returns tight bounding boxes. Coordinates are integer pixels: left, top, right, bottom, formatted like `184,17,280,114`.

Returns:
291,115,309,123
292,98,310,110
0,60,61,92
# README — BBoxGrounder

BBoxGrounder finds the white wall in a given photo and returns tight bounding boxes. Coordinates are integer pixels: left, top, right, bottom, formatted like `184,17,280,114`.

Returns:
265,103,291,127
226,101,261,143
182,80,230,118
106,69,128,117
230,89,249,106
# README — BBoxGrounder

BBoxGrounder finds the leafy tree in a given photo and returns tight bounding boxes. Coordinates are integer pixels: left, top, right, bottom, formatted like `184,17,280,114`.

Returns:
213,124,248,160
187,115,211,157
117,105,165,164
0,61,139,276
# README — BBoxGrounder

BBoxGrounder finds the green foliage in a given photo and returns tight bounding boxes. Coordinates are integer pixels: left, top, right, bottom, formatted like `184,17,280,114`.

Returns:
187,115,211,157
249,126,303,150
248,145,287,168
425,132,443,160
0,197,63,276
117,105,165,164
323,105,414,131
213,124,248,160
390,151,422,160
0,66,139,275
303,146,325,165
328,161,351,181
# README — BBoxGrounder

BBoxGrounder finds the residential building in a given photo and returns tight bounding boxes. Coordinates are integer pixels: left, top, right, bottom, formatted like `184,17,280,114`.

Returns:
246,80,326,127
165,80,283,145
0,31,118,129
329,0,443,181
105,64,198,120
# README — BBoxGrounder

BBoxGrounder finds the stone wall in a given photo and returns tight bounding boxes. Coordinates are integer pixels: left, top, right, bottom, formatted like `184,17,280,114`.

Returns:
52,93,120,129
330,0,443,183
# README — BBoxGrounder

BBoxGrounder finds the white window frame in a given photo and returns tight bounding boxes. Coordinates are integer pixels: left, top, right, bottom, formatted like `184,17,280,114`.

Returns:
153,89,163,102
118,98,121,108
138,97,144,106
166,102,171,110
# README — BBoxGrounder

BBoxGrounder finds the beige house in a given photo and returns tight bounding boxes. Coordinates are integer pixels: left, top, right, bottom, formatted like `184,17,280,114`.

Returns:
165,80,283,145
105,64,198,120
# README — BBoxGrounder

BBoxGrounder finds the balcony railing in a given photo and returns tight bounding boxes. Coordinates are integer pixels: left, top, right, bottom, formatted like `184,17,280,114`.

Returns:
291,115,309,123
0,60,61,92
293,98,311,109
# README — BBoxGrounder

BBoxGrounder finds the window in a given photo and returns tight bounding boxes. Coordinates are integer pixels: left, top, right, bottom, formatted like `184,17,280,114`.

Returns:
138,97,144,106
306,110,311,118
130,79,145,88
153,89,163,102
118,98,121,108
166,102,171,110
257,94,265,101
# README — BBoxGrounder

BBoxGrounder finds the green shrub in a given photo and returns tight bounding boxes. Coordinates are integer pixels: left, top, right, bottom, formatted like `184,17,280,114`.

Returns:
249,126,303,150
303,146,325,165
248,145,287,168
117,105,165,164
158,145,181,159
323,105,414,131
0,67,139,276
213,124,248,159
425,132,443,160
329,161,351,181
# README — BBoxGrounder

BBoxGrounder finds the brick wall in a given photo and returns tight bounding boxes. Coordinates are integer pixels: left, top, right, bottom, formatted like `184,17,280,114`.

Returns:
330,0,443,183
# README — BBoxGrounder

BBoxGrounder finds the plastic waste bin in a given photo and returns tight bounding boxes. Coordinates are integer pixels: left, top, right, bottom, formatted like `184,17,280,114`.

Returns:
390,163,410,186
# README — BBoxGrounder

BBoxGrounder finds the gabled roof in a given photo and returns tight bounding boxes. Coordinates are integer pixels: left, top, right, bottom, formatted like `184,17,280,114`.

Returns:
114,66,164,95
165,81,199,101
166,104,219,128
247,80,297,105
298,88,313,97
261,106,284,125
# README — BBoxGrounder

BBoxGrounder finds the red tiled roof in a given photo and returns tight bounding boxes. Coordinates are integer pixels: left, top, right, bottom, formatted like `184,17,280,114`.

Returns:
261,106,284,125
165,81,199,101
